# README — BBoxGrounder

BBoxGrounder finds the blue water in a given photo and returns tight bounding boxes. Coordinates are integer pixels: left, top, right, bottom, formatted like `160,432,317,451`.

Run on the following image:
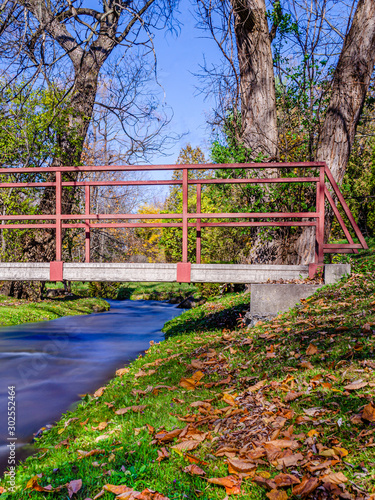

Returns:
0,299,181,474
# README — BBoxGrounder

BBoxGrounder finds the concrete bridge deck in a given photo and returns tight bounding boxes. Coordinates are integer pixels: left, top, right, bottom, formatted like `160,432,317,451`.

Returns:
0,262,348,284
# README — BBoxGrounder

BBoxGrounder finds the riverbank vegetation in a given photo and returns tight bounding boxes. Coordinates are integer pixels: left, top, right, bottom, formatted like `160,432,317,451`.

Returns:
1,247,374,499
0,295,109,327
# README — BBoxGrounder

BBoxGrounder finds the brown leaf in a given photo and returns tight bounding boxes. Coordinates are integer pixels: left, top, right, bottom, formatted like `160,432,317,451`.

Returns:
0,487,6,494
115,405,147,415
276,453,304,468
299,361,314,370
135,369,156,378
321,472,348,485
227,458,256,474
253,476,277,491
191,359,205,369
26,477,56,492
171,440,200,452
207,476,242,495
247,380,267,392
265,440,300,450
116,368,130,376
362,403,375,422
266,490,288,500
292,476,320,497
155,428,181,442
273,473,300,487
67,479,82,498
94,387,106,398
284,391,303,402
156,448,170,463
344,380,368,391
77,449,105,459
183,464,206,476
306,344,318,356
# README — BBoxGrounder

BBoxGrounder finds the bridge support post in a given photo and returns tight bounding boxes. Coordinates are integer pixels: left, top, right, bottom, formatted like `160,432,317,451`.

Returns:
85,185,90,262
50,261,64,281
177,262,191,283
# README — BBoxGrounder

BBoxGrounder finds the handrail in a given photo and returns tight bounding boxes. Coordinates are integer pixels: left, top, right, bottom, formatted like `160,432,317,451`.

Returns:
0,162,368,278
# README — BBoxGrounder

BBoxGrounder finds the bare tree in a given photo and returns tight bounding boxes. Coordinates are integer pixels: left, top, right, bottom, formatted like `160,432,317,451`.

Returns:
196,0,375,263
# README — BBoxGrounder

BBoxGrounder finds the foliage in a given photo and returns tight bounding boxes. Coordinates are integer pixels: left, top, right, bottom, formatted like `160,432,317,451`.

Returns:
194,282,222,300
88,282,122,299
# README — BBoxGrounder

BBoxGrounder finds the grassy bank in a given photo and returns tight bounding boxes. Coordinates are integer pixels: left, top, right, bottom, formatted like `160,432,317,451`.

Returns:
0,294,109,327
1,249,375,499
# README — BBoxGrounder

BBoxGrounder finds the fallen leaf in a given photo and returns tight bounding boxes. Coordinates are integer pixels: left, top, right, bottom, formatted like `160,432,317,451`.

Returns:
94,387,106,398
332,446,348,458
207,476,242,495
227,458,256,474
135,369,156,378
222,393,237,406
115,405,146,415
276,453,304,468
172,440,200,452
273,473,300,487
156,447,170,463
362,403,375,422
284,391,303,402
116,368,130,376
344,381,368,391
247,380,267,392
155,429,181,442
299,361,314,370
266,490,288,500
307,429,319,438
77,449,105,459
179,371,204,390
321,472,348,484
183,464,206,476
67,479,82,498
104,485,135,495
306,344,318,355
292,476,319,497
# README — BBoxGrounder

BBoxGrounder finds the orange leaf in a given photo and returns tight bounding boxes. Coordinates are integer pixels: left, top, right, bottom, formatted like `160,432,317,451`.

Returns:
104,485,135,495
222,393,237,406
321,472,348,484
207,476,242,495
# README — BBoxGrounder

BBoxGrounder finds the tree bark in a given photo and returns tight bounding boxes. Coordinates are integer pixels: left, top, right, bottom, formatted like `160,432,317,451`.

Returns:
295,0,375,263
231,0,278,160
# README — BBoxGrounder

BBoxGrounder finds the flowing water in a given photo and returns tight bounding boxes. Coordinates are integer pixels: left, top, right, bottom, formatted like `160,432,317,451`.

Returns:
0,299,181,475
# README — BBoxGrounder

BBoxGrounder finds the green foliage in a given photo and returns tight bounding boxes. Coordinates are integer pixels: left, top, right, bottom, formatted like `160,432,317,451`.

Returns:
195,282,222,299
88,282,122,299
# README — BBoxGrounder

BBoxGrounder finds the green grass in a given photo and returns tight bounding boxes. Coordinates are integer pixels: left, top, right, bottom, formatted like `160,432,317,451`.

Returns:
1,246,375,499
0,295,109,327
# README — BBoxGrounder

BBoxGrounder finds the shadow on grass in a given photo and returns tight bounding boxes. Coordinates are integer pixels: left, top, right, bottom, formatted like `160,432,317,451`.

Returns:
164,300,249,338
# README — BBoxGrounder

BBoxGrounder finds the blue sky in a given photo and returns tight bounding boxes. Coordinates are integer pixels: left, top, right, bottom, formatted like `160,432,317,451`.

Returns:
151,0,219,164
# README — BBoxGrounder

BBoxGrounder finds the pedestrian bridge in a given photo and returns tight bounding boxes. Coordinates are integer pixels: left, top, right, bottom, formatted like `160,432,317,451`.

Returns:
0,161,367,284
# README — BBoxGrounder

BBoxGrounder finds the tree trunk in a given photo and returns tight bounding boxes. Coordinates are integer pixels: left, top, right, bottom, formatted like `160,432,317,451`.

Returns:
294,0,375,264
231,0,278,160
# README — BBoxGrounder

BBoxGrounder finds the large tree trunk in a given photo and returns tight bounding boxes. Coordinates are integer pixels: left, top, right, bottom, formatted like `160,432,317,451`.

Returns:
231,0,278,159
295,0,375,264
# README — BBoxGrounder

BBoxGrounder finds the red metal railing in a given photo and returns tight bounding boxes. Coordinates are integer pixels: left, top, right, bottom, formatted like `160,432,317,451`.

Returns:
0,162,368,279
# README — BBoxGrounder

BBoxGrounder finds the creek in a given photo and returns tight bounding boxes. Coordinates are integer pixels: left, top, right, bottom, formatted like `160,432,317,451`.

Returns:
0,299,182,475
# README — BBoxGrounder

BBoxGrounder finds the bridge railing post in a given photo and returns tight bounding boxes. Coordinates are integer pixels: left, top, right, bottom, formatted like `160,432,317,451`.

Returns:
55,170,62,262
182,167,188,263
196,183,201,264
85,185,90,263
